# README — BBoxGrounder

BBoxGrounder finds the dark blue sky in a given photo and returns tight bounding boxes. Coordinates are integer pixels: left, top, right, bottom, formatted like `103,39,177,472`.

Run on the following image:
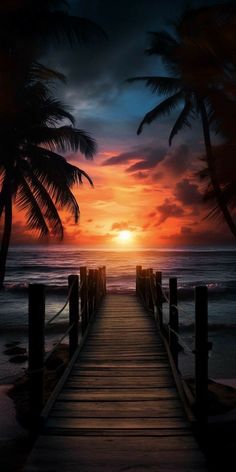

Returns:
44,0,223,154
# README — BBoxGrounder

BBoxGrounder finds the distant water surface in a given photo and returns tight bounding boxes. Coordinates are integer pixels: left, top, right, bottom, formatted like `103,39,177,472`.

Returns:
1,246,236,327
0,246,236,379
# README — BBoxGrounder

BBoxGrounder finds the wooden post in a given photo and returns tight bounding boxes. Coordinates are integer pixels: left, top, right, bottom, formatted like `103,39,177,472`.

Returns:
98,267,104,301
169,277,177,314
28,284,45,422
169,305,179,368
136,265,142,295
80,267,88,334
140,269,145,302
195,286,208,425
140,269,147,307
169,277,178,364
68,275,79,358
147,268,154,311
103,266,106,295
156,271,163,328
94,269,99,309
88,269,95,318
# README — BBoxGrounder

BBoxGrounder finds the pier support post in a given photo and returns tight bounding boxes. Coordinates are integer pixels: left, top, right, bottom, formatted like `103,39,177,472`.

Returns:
169,305,179,368
88,269,95,318
136,265,142,296
156,271,163,328
195,286,208,425
147,268,154,311
103,266,107,295
80,267,88,334
169,277,178,366
28,284,45,423
68,275,79,358
94,269,99,309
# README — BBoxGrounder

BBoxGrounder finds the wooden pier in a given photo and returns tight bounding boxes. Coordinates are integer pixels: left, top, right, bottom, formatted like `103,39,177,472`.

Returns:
23,268,207,471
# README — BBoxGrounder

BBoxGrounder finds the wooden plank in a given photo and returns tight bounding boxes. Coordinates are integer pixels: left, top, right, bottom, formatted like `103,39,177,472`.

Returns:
46,417,189,430
74,362,170,367
45,428,191,437
69,371,173,378
58,389,178,401
51,402,184,418
66,378,175,388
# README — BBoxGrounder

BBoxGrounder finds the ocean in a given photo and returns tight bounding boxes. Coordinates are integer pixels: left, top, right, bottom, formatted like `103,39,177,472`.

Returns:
0,246,236,380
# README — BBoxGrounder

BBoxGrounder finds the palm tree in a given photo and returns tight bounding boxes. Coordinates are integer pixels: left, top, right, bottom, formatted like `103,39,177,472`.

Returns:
0,1,105,288
0,77,96,288
127,5,236,238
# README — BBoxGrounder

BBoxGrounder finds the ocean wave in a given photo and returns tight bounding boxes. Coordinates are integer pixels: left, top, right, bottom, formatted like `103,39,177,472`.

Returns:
4,279,236,297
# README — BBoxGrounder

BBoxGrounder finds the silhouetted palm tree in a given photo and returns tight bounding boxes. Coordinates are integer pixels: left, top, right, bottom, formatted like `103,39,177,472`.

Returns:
0,77,96,288
0,1,105,287
128,5,236,238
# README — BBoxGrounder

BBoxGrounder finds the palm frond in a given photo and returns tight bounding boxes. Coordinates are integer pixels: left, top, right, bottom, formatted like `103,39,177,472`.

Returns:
26,145,93,186
27,126,97,158
137,90,184,135
16,177,50,238
24,170,64,239
34,98,75,126
22,147,93,222
169,98,193,145
127,76,181,95
29,62,66,84
145,31,178,56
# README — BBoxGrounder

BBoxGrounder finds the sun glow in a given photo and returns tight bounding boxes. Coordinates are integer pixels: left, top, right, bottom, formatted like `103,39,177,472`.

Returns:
117,230,132,243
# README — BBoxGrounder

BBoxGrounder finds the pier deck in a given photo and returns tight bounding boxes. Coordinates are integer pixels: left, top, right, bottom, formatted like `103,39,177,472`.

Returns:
24,294,206,471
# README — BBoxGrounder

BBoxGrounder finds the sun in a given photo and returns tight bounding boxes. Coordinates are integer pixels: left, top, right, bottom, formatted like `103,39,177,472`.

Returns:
117,230,132,243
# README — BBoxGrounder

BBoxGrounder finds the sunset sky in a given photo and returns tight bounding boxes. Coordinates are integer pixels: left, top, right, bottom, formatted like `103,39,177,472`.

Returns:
12,0,235,248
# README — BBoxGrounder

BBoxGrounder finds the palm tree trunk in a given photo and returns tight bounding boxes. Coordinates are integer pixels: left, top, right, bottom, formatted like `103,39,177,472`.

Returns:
199,99,236,239
0,183,12,289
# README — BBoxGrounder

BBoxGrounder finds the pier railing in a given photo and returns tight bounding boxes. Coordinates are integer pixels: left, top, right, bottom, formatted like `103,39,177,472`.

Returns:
136,265,209,426
28,266,106,426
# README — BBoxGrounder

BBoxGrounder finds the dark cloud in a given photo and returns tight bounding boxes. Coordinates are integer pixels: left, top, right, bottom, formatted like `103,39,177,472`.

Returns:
174,179,202,206
156,199,184,225
102,146,166,172
126,150,165,172
162,145,192,176
103,150,142,166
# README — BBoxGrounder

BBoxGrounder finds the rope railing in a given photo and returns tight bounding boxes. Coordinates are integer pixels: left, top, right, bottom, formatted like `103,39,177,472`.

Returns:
28,265,106,423
44,323,75,363
136,265,209,425
45,276,78,327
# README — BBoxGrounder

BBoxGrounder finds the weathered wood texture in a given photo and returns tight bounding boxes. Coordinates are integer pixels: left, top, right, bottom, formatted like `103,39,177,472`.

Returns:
24,294,206,471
